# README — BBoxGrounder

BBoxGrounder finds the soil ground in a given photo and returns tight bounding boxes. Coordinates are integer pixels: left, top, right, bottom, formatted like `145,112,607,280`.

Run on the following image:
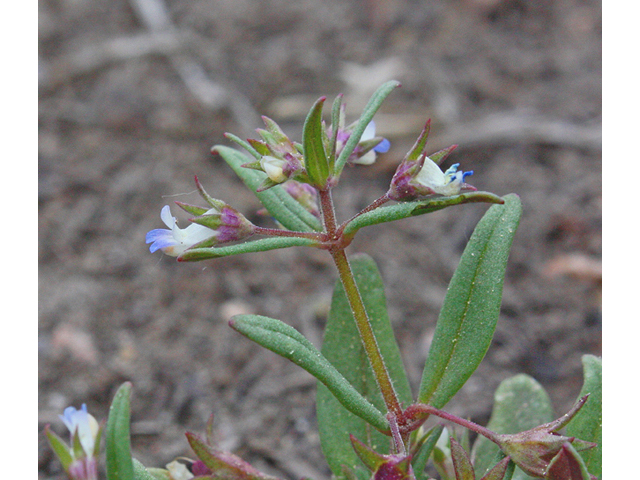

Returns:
39,1,601,478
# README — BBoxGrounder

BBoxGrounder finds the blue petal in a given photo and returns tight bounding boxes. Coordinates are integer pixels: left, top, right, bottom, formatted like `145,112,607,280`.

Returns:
374,138,391,153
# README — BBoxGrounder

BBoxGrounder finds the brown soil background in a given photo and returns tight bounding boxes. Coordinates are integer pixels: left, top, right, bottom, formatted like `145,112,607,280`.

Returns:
39,0,601,478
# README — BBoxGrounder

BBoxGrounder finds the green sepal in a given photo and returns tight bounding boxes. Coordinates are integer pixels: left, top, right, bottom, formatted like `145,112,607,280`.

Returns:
317,254,413,480
44,426,73,470
342,192,505,239
213,145,322,232
417,194,522,408
429,144,458,166
256,177,281,192
472,374,554,480
411,424,444,480
405,120,431,163
302,96,330,187
261,116,290,143
105,382,135,480
229,314,388,432
189,214,222,230
240,160,265,171
223,133,262,160
566,355,602,478
194,176,226,210
175,201,210,217
133,458,167,480
334,80,401,176
178,237,318,261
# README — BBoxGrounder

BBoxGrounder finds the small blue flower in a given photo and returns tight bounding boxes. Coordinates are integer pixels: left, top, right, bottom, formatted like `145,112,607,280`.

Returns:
352,121,390,165
59,404,100,458
146,205,218,257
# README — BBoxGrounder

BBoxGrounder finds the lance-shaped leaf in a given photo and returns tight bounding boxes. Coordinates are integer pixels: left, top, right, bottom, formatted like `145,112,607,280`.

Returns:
178,237,318,261
229,314,388,432
105,382,134,480
303,96,330,187
213,145,322,232
472,374,554,480
417,194,522,408
566,355,602,478
317,254,413,480
411,424,445,480
334,80,401,176
342,192,504,240
451,437,476,480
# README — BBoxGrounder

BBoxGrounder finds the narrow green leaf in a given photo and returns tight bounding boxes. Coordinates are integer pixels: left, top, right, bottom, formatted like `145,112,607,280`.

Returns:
178,237,318,261
105,382,134,480
412,424,444,480
213,145,322,232
342,192,504,239
450,438,475,480
229,314,388,432
472,374,554,480
566,355,602,478
317,253,413,479
44,426,73,470
417,194,522,408
302,96,330,187
334,80,401,176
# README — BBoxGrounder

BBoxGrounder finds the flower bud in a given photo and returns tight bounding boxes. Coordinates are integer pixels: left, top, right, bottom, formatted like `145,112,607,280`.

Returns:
388,120,474,201
493,396,596,478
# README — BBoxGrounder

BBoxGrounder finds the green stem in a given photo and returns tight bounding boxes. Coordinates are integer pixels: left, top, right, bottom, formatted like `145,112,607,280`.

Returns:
329,253,403,420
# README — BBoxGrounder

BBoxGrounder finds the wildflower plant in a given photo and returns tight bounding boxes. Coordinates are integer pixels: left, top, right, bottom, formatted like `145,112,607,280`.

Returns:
46,81,602,480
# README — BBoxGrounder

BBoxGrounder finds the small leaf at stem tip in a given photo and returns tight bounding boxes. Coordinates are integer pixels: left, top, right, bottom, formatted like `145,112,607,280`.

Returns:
302,96,330,187
334,80,401,176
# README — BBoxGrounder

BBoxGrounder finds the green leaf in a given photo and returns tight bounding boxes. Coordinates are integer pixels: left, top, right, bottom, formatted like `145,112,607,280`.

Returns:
302,96,330,187
44,426,73,470
213,145,322,232
328,94,344,166
178,237,318,261
334,80,401,176
417,194,522,408
229,313,388,432
412,425,444,480
106,382,135,480
566,355,602,478
342,191,505,239
133,458,167,480
472,374,554,480
317,253,413,479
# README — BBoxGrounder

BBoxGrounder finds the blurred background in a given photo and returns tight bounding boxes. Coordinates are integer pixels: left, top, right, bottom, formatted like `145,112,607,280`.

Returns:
38,0,601,478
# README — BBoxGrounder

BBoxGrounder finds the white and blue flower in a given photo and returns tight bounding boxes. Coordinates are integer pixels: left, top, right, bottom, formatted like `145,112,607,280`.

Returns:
146,205,219,257
414,158,474,196
59,404,100,457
